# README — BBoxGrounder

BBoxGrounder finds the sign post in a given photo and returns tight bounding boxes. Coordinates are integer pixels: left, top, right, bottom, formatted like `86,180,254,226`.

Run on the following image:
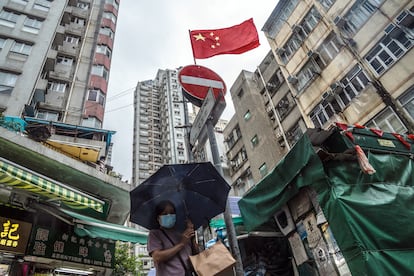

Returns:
178,65,244,276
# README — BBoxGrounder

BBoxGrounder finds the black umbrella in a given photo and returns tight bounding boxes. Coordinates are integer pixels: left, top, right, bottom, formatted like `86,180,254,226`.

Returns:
129,162,231,231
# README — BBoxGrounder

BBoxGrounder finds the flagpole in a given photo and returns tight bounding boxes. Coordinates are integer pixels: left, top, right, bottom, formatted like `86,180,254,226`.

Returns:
188,29,197,65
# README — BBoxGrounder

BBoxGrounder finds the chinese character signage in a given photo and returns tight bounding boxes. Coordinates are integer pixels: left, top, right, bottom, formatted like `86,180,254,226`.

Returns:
0,216,32,255
27,226,115,268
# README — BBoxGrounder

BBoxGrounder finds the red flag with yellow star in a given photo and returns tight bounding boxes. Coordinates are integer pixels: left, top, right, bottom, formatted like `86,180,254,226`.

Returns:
189,18,260,59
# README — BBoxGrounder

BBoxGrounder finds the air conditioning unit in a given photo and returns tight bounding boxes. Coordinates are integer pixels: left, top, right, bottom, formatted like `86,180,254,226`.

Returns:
333,16,347,28
276,47,285,56
307,50,319,58
274,205,295,236
287,75,298,84
321,90,335,100
330,81,344,93
291,24,302,33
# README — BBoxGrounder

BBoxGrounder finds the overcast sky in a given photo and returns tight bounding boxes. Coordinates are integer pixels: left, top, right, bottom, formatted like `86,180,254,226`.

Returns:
103,1,278,182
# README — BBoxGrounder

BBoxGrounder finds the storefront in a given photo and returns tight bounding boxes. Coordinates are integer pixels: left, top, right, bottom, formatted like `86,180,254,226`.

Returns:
239,126,414,275
0,127,147,275
0,204,148,275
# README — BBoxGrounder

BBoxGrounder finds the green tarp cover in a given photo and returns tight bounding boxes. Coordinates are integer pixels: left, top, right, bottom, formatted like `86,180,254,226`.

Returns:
238,128,414,275
238,134,327,232
61,209,148,244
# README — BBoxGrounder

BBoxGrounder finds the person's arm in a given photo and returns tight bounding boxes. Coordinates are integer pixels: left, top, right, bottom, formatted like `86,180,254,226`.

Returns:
151,227,194,263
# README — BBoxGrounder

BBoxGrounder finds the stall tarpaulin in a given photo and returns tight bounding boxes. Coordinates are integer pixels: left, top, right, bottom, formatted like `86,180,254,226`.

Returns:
238,127,414,275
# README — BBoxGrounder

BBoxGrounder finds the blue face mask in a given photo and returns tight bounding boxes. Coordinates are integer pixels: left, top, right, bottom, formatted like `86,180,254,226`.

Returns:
159,214,176,229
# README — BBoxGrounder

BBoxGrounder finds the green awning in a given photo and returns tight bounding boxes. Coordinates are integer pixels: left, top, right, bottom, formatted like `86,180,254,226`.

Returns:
61,208,148,244
209,216,244,229
0,158,105,213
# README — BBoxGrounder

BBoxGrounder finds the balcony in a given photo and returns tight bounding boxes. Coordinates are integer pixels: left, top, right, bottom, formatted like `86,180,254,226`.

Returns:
57,41,79,56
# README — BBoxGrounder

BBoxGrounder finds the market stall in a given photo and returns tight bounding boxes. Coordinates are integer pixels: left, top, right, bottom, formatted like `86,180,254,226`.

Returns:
239,125,414,275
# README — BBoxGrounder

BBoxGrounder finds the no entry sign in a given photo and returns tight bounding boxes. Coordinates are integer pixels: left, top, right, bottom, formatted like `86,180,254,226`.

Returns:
178,65,226,107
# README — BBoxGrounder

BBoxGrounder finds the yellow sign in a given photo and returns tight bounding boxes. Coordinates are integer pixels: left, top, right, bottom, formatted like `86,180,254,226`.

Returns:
377,139,396,148
0,216,32,254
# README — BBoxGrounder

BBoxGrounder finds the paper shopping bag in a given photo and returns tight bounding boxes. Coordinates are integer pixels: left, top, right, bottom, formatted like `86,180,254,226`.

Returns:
189,241,236,276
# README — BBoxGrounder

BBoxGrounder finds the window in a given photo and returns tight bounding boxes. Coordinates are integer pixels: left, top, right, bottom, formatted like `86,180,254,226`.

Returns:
287,124,303,145
280,7,321,63
366,107,407,133
0,10,19,27
231,147,248,171
339,65,370,105
342,0,384,35
57,56,73,66
96,44,111,58
81,116,102,128
34,3,50,12
64,35,79,44
310,100,340,128
11,41,32,55
72,17,85,26
318,0,336,10
259,163,268,178
88,89,105,105
365,10,414,76
47,81,67,93
11,0,28,4
91,65,109,81
77,1,90,9
302,7,321,34
0,71,18,93
36,110,59,121
267,71,282,94
317,33,342,66
277,97,291,119
251,134,259,147
103,12,117,24
296,61,320,91
99,27,114,39
0,38,5,49
105,0,119,10
244,110,251,121
399,88,414,119
237,88,244,98
265,0,299,38
23,17,43,33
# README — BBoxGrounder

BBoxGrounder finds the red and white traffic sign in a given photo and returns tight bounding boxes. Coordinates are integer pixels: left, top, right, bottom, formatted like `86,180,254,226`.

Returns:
178,65,226,107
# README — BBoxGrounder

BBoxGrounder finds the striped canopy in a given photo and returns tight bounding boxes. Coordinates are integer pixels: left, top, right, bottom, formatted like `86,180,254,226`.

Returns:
0,159,104,213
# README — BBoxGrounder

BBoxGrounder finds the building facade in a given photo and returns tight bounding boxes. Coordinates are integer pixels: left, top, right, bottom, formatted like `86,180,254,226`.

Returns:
132,69,190,187
262,0,414,133
0,1,148,275
224,51,306,195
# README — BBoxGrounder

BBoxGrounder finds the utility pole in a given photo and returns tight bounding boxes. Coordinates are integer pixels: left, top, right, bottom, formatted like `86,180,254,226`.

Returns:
206,118,244,276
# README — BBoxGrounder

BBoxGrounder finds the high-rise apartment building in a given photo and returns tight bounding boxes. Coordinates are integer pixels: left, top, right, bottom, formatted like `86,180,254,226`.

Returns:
132,69,190,186
0,1,146,275
262,0,414,133
226,0,414,196
224,51,305,195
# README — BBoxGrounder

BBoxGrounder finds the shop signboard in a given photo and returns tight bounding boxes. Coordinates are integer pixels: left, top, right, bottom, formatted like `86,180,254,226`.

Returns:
0,216,32,255
27,225,115,268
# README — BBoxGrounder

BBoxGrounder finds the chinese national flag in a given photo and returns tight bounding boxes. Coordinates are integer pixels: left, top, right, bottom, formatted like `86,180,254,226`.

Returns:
190,18,260,59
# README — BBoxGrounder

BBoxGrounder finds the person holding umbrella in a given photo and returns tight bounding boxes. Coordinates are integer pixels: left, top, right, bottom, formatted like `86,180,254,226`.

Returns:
147,200,198,275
